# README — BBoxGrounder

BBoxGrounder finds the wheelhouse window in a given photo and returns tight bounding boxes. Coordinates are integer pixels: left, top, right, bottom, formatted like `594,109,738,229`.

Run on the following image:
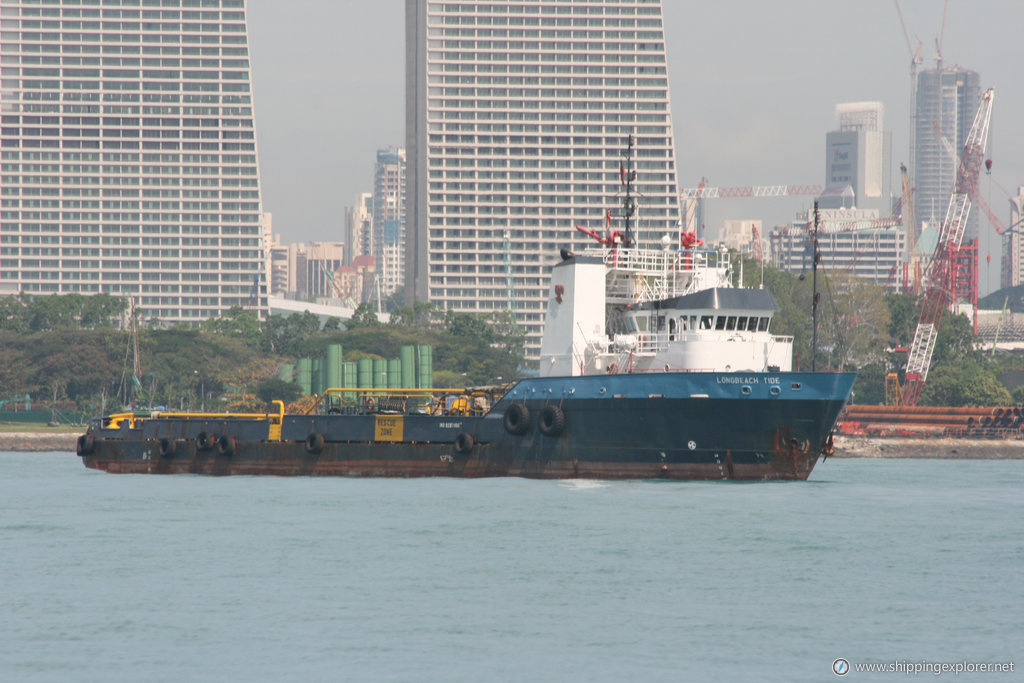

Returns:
700,315,713,330
714,316,726,330
758,316,770,332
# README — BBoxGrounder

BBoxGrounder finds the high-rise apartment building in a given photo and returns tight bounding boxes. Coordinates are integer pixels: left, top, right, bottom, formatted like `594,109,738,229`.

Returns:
372,147,405,297
0,0,266,322
1003,187,1024,289
913,67,981,239
344,192,372,267
405,0,682,357
268,237,292,298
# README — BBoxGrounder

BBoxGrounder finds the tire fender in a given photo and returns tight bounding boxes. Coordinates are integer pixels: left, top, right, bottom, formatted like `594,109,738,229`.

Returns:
76,433,95,456
305,432,325,454
503,403,531,435
158,437,176,457
539,405,566,437
217,435,235,456
454,432,474,454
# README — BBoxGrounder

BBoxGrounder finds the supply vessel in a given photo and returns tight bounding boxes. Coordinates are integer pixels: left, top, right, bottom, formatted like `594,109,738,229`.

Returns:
78,137,855,480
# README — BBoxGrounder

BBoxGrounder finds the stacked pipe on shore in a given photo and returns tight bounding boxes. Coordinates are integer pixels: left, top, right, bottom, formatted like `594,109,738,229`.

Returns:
838,405,1024,439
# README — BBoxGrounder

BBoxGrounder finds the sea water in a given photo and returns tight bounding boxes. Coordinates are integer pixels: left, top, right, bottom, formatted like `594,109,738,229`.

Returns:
1,454,1020,683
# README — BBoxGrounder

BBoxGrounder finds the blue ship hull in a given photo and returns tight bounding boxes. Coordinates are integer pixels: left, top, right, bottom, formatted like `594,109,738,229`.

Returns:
79,371,855,481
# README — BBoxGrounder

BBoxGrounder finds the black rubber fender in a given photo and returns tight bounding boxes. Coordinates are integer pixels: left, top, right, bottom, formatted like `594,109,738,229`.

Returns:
454,432,474,454
539,405,566,437
305,432,325,454
217,435,235,456
158,437,176,458
76,433,95,456
503,403,531,435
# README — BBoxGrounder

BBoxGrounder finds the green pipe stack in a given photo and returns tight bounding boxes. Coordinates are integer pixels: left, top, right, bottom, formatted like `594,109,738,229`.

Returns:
281,344,434,396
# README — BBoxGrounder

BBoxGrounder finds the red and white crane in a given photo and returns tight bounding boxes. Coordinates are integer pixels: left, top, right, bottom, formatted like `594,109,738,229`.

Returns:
679,180,823,243
679,182,823,200
902,88,994,406
932,119,1008,236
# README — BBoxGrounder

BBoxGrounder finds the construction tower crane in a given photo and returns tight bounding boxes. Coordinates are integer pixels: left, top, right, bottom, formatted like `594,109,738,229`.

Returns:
900,163,917,250
894,0,924,191
901,88,994,406
679,183,823,200
680,180,823,237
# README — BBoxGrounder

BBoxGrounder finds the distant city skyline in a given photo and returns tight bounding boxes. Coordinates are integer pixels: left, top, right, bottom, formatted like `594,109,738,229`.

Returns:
246,0,1024,297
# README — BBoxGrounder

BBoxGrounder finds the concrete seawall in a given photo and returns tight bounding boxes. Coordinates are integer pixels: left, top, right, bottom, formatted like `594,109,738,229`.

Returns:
833,435,1024,459
0,432,79,452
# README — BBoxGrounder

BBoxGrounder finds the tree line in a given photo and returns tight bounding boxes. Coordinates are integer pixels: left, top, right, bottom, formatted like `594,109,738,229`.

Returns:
2,262,1023,419
738,254,1021,406
0,294,524,419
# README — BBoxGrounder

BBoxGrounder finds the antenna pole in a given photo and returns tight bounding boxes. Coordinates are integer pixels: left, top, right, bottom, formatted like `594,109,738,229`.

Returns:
623,134,636,248
812,201,820,372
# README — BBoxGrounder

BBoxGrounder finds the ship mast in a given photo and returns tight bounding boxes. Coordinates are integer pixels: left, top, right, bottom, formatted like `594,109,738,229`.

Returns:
811,201,820,372
622,134,637,248
120,296,143,408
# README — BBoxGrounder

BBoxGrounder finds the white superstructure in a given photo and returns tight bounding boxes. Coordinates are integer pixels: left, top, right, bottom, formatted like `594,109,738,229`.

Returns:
540,134,792,378
539,244,793,377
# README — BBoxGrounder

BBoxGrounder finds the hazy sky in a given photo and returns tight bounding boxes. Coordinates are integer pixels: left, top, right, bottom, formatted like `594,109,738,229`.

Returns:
246,0,1024,296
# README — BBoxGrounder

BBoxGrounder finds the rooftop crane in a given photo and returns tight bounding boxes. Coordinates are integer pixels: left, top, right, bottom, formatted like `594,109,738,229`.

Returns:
901,88,994,406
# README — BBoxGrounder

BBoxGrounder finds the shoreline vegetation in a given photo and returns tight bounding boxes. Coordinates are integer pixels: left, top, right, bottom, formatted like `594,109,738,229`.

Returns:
5,424,1022,459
